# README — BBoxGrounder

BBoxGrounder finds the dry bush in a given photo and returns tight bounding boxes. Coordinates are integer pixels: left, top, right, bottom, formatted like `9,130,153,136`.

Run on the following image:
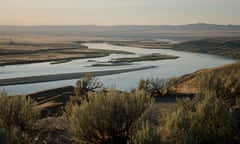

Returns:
162,70,240,143
128,121,161,144
0,92,40,144
198,71,240,106
138,77,167,97
138,77,178,97
75,73,103,101
64,73,103,117
163,90,239,144
64,95,82,118
70,89,156,144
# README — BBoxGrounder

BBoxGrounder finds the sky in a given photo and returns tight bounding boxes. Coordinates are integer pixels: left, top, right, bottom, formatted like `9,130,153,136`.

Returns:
0,0,239,25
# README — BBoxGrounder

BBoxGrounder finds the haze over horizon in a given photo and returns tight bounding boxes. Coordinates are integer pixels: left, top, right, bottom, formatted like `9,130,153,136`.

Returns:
0,0,239,26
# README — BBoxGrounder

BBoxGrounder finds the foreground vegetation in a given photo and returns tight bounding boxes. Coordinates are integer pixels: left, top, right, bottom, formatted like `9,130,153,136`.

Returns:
70,89,159,144
0,64,240,143
0,93,40,144
163,90,239,143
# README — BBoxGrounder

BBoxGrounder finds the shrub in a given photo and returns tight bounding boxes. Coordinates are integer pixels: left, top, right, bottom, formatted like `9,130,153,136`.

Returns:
128,121,161,144
163,90,239,144
0,92,40,144
64,95,82,118
198,71,240,106
65,73,103,117
70,89,155,144
138,77,167,97
75,73,103,101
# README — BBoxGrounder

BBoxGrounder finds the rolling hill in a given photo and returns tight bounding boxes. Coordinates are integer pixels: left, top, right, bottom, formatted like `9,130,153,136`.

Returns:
1,23,240,40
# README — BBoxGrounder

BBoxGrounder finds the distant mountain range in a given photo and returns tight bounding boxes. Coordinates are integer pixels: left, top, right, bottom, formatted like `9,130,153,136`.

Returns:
1,23,240,40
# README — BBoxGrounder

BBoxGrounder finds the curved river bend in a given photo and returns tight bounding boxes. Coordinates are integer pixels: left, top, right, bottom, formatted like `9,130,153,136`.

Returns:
0,43,237,95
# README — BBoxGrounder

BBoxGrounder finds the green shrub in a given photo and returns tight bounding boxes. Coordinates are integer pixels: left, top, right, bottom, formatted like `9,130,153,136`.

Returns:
0,92,40,144
70,89,155,144
164,90,239,144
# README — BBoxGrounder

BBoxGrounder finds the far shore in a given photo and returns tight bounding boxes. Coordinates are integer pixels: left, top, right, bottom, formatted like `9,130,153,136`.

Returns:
0,66,156,86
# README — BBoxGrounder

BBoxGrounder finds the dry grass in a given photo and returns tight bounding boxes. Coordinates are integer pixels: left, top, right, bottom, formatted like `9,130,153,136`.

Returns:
174,62,240,94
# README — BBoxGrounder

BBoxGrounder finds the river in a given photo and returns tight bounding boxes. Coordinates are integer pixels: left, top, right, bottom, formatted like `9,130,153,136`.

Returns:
0,43,237,95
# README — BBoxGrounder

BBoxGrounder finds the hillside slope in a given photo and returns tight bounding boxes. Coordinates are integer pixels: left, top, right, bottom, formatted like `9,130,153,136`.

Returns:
172,37,240,58
175,62,240,94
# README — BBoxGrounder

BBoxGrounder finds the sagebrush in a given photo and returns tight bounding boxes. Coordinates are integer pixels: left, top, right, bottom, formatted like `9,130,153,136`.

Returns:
163,90,239,143
0,92,40,144
70,89,157,144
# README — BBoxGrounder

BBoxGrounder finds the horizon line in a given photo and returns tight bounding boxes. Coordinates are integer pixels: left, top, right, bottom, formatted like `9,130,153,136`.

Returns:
0,23,239,27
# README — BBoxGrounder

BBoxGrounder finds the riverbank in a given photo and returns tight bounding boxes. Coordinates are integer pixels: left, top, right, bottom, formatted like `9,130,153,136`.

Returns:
2,36,239,67
0,66,156,86
171,37,240,59
104,37,240,59
2,41,237,95
0,40,133,66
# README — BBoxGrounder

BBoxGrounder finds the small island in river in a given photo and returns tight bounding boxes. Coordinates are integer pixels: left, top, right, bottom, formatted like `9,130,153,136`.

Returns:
110,53,179,63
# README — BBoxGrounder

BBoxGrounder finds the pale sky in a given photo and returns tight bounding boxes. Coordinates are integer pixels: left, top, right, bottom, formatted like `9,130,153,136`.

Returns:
0,0,239,25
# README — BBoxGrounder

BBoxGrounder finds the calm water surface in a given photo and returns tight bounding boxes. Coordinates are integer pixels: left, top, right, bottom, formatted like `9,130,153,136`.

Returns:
0,43,237,95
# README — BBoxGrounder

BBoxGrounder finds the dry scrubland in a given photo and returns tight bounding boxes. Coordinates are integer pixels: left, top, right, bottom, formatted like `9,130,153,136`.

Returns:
0,62,240,143
0,33,240,143
174,62,240,94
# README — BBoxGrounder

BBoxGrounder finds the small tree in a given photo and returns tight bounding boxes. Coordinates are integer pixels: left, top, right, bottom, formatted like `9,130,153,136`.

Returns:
70,89,155,144
65,73,103,117
75,73,103,101
0,92,40,144
138,77,167,97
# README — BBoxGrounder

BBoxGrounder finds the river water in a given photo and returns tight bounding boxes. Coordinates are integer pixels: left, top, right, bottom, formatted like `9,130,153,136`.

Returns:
0,43,237,95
